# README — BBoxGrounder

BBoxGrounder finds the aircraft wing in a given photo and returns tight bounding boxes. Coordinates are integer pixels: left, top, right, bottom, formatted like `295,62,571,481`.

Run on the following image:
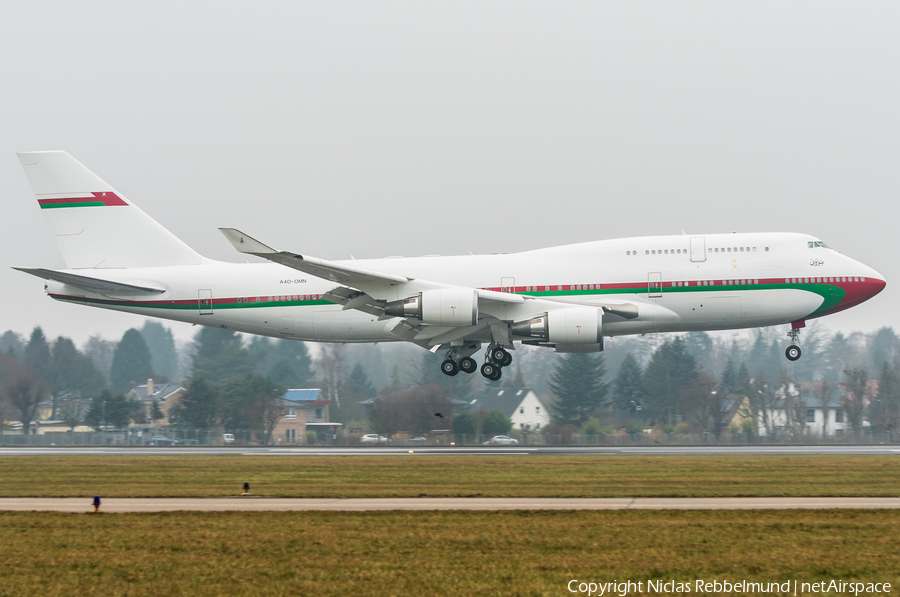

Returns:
219,228,409,286
13,267,166,295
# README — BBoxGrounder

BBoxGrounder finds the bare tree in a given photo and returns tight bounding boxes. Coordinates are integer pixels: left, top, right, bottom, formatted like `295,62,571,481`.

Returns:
816,381,834,439
840,368,870,439
317,344,347,412
57,398,86,432
0,356,50,436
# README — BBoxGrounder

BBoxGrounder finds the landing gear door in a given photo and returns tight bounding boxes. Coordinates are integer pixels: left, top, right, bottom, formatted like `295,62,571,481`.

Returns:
648,272,662,298
198,289,213,315
690,237,706,262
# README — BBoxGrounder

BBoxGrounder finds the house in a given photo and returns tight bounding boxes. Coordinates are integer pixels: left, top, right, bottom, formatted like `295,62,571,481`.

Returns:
126,379,186,423
466,387,551,431
271,397,309,445
281,388,343,444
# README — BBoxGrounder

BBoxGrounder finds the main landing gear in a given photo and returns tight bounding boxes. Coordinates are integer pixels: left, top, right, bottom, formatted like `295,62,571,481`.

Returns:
785,326,802,362
480,345,512,381
440,349,478,377
439,344,513,381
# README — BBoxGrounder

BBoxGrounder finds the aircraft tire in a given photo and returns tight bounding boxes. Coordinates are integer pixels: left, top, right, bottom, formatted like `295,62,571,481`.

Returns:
490,347,509,363
481,362,499,380
785,345,801,361
459,357,477,374
441,359,459,376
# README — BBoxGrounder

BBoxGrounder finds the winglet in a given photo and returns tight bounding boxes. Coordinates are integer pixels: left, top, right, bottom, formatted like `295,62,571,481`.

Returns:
219,228,280,256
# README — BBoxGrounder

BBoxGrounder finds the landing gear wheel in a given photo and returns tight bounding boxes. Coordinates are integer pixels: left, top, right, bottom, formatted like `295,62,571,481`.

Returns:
481,362,501,380
490,347,509,364
500,351,513,367
441,359,459,376
785,345,801,362
459,357,477,374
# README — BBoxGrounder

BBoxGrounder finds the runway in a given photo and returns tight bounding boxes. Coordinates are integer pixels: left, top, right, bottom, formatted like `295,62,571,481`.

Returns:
2,497,900,512
2,445,899,456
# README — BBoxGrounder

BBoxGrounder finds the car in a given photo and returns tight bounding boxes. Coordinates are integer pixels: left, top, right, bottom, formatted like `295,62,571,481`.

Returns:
222,433,235,445
483,435,519,445
408,436,427,445
359,434,388,445
147,435,178,446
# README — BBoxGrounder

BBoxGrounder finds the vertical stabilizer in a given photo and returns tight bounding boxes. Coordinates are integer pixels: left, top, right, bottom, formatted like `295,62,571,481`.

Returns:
17,151,203,269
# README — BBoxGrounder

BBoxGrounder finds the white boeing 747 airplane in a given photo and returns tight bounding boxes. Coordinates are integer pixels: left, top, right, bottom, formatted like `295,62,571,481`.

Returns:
13,151,886,380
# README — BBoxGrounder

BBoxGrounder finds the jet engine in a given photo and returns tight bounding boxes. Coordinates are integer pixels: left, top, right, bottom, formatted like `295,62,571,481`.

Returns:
384,288,478,326
511,307,604,351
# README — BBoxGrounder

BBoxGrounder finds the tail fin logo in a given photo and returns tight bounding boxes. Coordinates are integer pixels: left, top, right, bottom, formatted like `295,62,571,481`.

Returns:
38,192,128,209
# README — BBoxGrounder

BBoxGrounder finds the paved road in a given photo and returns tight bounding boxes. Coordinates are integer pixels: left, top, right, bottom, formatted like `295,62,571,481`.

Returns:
1,445,899,456
2,497,900,512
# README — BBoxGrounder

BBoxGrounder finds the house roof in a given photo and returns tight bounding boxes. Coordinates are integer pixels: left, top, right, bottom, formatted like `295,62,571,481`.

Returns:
467,387,539,419
283,389,323,402
128,383,184,403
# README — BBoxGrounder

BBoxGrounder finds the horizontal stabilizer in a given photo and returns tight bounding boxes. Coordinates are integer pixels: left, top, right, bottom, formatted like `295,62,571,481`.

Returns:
12,267,166,295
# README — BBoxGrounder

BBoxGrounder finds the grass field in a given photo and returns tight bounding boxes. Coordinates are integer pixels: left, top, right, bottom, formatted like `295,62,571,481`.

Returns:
1,509,898,596
1,454,898,498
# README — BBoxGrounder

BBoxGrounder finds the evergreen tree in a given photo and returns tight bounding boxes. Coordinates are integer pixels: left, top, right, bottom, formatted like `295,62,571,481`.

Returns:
0,331,24,356
548,352,609,425
191,327,254,382
341,363,377,422
611,352,643,413
110,329,154,393
871,327,900,369
641,337,698,424
482,409,513,436
176,377,221,429
51,336,103,399
84,389,143,429
264,340,314,389
141,321,179,381
452,411,476,439
149,399,164,422
23,327,52,381
719,359,738,395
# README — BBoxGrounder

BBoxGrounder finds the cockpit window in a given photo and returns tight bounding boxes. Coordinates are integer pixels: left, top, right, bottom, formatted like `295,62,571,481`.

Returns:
808,241,831,249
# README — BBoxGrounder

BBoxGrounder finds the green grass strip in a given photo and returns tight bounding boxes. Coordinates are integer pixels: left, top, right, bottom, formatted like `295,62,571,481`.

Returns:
2,454,899,498
0,509,898,596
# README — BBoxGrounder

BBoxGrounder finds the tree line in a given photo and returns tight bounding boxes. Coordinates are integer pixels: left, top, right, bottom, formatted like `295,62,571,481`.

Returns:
3,320,900,442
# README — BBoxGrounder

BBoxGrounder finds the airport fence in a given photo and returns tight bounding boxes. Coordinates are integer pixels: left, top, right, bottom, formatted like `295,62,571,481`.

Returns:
1,429,898,447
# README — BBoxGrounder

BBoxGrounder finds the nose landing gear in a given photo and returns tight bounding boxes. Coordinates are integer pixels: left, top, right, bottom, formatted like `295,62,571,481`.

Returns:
785,326,802,362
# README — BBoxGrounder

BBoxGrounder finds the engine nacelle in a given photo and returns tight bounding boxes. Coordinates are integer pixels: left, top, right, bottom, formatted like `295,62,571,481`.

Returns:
511,307,604,350
384,288,478,326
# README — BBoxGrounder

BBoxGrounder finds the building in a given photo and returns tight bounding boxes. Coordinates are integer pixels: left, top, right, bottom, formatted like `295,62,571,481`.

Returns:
281,388,343,443
466,387,551,431
271,397,309,445
126,379,186,423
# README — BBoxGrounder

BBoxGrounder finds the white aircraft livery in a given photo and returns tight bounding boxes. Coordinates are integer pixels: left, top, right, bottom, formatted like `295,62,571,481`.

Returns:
14,151,886,380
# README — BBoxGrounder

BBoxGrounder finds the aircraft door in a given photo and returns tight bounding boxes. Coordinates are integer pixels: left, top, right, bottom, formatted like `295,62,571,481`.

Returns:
648,272,662,298
198,289,213,315
501,277,515,293
279,315,295,336
690,237,706,262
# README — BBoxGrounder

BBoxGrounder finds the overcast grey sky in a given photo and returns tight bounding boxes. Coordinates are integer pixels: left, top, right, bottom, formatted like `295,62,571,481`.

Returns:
1,1,897,345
